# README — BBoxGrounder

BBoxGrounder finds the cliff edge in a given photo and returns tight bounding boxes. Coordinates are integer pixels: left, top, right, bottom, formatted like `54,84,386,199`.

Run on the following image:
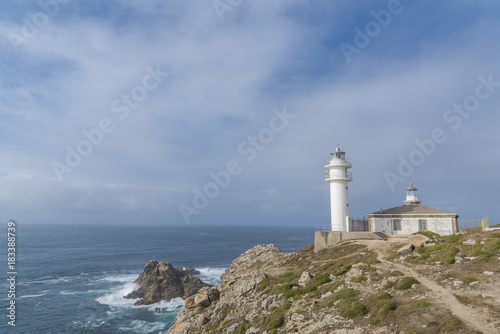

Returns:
167,230,500,334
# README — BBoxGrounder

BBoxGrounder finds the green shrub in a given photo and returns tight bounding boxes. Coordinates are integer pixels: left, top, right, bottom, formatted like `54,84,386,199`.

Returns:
376,300,397,316
370,318,380,325
334,288,360,300
268,314,284,329
343,301,367,318
416,247,426,254
389,270,403,276
412,301,431,308
371,292,392,301
315,273,331,285
279,301,292,312
447,234,460,243
334,264,352,276
396,277,419,290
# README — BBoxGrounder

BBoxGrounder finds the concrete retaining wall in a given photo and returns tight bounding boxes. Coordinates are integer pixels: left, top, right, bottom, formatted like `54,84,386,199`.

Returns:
314,231,385,252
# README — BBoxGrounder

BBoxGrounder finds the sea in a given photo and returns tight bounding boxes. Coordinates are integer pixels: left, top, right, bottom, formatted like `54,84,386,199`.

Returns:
0,224,313,334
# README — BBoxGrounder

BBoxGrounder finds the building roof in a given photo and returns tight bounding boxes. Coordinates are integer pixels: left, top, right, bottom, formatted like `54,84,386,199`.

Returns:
367,204,457,217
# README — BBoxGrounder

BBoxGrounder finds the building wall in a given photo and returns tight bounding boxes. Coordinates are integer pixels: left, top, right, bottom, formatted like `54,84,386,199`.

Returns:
369,216,455,235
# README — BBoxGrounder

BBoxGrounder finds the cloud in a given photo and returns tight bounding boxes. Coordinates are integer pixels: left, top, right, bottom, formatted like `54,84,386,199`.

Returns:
1,1,499,224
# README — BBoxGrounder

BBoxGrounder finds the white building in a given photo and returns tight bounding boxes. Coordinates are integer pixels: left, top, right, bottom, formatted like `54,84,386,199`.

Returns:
367,183,459,235
325,145,353,231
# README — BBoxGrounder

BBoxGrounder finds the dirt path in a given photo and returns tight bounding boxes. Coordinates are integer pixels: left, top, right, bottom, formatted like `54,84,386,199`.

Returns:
356,240,496,334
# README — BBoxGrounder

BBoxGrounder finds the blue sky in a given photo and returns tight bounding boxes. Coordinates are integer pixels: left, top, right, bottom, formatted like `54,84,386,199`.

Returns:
1,0,499,226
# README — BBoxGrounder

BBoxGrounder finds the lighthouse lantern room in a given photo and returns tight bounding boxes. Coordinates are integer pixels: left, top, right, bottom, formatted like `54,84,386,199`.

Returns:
325,145,353,231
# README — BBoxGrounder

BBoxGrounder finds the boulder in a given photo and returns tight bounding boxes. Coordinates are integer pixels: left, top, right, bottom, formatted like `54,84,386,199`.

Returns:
185,286,220,309
463,239,477,245
408,234,429,247
124,260,210,305
298,271,313,287
397,244,415,254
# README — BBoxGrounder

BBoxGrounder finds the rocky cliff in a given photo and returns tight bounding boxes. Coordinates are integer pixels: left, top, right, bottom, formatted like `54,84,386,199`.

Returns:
124,260,210,306
166,230,500,334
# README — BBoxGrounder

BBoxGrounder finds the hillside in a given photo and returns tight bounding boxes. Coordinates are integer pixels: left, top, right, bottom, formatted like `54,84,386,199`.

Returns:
166,230,500,334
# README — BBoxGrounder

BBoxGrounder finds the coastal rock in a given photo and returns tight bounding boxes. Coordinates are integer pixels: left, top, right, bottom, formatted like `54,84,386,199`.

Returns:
124,260,210,305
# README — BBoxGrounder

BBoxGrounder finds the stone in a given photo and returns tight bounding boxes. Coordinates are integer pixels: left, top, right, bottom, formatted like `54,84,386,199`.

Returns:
465,257,478,261
483,271,494,275
424,242,435,247
453,281,463,287
480,241,486,245
124,260,211,306
408,234,429,247
397,244,415,254
321,291,333,299
463,239,477,245
298,271,313,287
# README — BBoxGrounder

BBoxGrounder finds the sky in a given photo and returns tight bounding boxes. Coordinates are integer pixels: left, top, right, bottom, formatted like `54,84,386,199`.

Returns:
1,0,499,226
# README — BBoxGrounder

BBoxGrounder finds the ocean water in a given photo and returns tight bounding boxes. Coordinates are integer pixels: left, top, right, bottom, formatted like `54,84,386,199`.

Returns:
0,224,313,333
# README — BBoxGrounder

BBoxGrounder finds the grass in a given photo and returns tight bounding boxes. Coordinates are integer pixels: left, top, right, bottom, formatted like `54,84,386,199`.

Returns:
352,275,367,283
279,272,301,284
236,321,247,334
441,317,462,332
314,273,331,285
258,277,272,291
447,234,460,243
464,277,477,284
267,314,284,329
412,301,431,308
396,277,419,290
376,300,397,316
334,288,360,300
334,264,352,276
413,231,441,239
320,262,334,270
370,318,380,325
370,292,396,317
343,301,368,318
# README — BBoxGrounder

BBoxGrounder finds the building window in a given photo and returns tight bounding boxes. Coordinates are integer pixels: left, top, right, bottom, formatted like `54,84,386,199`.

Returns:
393,219,401,231
419,219,427,231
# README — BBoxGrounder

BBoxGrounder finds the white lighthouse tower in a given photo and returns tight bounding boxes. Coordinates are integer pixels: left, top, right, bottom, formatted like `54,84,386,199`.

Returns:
325,145,353,231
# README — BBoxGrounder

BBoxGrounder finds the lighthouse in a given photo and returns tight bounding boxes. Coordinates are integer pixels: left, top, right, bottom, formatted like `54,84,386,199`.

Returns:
325,145,353,231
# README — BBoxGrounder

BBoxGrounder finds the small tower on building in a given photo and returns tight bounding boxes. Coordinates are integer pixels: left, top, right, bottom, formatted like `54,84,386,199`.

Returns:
404,183,421,205
325,145,353,231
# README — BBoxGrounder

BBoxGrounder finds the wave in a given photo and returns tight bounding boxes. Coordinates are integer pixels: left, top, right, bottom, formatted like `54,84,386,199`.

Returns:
97,273,140,283
20,276,73,285
18,291,48,299
96,282,140,308
119,320,167,333
196,267,226,285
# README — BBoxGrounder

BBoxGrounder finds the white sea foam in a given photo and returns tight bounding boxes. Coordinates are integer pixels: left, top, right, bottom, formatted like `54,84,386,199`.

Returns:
21,276,73,285
96,282,140,308
18,291,48,299
196,267,226,285
119,320,167,333
143,297,184,312
97,273,140,283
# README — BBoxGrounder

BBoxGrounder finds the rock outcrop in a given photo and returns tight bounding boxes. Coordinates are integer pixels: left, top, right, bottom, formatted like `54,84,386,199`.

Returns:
166,230,500,334
125,260,210,305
